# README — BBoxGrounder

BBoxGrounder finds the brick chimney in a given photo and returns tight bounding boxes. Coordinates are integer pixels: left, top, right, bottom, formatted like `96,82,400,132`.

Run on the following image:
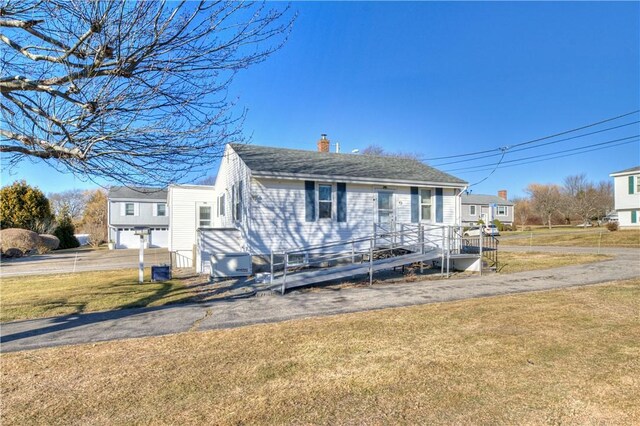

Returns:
498,190,507,200
317,134,330,153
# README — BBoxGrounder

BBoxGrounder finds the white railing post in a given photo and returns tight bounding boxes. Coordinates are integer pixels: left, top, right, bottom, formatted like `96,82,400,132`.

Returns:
270,250,274,284
282,253,288,295
369,237,374,286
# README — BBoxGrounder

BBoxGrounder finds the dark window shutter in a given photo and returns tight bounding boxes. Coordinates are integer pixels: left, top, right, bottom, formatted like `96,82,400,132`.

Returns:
305,181,316,222
410,187,419,223
337,183,347,222
435,188,443,223
632,210,637,224
629,176,635,194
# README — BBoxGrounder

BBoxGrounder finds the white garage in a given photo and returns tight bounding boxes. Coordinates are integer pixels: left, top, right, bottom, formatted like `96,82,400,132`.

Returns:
149,228,169,248
114,227,168,249
115,228,141,249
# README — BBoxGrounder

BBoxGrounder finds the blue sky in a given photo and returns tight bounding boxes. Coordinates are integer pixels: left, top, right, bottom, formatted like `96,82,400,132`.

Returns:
2,1,639,198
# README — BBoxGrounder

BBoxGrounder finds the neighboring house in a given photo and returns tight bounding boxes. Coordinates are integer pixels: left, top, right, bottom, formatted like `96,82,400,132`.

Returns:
461,191,514,226
169,136,468,271
609,166,640,228
107,186,169,248
167,184,216,267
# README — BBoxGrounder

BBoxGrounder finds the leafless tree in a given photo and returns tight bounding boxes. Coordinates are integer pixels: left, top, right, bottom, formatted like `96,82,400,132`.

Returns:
511,196,531,230
562,174,614,225
526,183,562,229
1,1,294,186
48,189,88,221
361,144,421,160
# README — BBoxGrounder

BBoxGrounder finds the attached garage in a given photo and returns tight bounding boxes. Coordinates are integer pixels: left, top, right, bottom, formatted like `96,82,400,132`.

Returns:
149,228,169,248
116,228,141,249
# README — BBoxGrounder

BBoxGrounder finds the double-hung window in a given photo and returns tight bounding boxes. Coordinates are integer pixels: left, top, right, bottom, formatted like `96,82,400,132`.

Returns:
125,203,135,216
156,203,166,217
469,205,476,216
497,205,507,216
318,184,332,219
420,189,432,221
199,205,212,227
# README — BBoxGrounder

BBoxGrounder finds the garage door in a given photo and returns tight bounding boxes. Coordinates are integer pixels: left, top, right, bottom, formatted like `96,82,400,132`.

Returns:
149,228,168,248
116,229,140,249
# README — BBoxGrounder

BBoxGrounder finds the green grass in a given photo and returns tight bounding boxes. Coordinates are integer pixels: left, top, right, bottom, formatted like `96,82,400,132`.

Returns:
0,269,198,322
501,228,640,247
2,279,638,425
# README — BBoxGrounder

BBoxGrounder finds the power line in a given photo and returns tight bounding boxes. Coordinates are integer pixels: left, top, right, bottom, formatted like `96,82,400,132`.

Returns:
431,120,640,167
420,110,639,162
446,136,639,174
457,139,638,174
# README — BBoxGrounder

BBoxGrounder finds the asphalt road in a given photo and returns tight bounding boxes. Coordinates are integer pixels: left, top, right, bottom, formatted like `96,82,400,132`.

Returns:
0,248,171,277
2,245,638,353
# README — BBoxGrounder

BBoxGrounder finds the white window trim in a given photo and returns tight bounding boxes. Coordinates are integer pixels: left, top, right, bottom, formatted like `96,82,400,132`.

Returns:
497,205,508,216
153,203,167,217
317,183,333,221
420,188,433,222
197,204,212,228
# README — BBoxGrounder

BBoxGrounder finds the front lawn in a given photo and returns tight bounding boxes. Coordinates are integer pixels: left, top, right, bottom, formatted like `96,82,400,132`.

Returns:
501,228,640,247
0,269,200,322
2,279,638,424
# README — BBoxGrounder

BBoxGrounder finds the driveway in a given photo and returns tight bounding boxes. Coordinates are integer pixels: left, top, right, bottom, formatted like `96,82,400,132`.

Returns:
0,248,170,277
2,245,638,353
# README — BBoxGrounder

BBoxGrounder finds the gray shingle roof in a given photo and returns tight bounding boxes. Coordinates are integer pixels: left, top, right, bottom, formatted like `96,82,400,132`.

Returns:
108,186,167,201
230,144,467,185
610,166,640,175
462,194,513,206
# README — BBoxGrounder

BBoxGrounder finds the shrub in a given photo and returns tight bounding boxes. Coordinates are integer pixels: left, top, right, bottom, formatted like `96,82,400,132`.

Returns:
54,213,80,249
492,219,504,232
606,221,619,232
0,228,42,255
39,234,60,251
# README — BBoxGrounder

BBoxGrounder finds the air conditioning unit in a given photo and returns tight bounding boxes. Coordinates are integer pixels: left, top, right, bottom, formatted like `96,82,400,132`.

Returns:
210,252,252,278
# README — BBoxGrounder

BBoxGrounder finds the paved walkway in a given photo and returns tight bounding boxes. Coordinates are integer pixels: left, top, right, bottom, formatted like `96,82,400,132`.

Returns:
1,246,638,353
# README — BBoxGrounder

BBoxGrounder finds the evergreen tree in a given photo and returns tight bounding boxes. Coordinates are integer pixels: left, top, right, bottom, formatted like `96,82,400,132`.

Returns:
0,180,53,231
53,208,80,249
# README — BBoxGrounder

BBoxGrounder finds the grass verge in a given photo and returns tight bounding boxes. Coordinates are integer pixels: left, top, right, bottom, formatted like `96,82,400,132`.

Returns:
2,279,639,424
0,269,200,322
501,229,640,247
498,251,611,274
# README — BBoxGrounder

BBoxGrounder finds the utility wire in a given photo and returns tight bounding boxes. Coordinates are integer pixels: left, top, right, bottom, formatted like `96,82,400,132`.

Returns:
420,110,639,162
446,136,639,174
457,139,638,174
431,120,640,167
467,147,508,187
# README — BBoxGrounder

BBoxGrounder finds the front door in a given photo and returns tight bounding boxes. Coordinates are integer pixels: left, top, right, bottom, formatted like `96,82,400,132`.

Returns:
377,190,396,228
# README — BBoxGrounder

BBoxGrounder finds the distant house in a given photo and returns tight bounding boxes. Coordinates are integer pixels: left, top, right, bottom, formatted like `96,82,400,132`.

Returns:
461,191,514,226
169,135,469,271
609,166,640,228
107,186,169,248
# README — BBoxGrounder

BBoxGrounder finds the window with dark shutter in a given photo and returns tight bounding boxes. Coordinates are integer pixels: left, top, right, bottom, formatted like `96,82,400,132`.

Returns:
410,187,419,223
337,183,347,222
435,188,443,223
305,181,315,222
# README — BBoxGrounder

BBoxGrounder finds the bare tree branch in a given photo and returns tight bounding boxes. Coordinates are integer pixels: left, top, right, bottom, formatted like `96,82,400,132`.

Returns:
1,0,295,186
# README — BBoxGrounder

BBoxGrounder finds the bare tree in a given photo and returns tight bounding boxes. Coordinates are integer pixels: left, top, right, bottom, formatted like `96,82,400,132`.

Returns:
511,196,532,230
0,1,294,186
526,183,562,229
361,144,421,160
48,189,88,222
196,175,217,186
562,174,614,225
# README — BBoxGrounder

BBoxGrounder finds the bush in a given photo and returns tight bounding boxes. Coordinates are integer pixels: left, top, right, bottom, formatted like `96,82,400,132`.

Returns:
39,234,60,251
0,228,43,255
54,213,80,249
606,221,619,232
492,219,504,232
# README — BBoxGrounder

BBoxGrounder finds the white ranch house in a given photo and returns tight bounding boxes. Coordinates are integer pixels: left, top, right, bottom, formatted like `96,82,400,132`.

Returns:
169,137,477,278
